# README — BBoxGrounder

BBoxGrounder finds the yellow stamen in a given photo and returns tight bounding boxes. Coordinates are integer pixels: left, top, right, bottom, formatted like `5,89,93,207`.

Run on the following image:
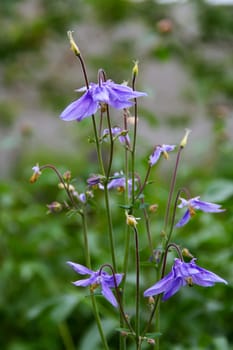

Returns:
185,276,193,286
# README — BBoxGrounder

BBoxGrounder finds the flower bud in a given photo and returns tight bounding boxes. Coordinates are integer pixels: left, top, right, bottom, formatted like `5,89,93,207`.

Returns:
157,18,173,34
180,128,191,148
132,60,139,77
58,183,75,192
126,213,140,227
30,163,41,183
182,248,194,258
149,204,158,213
67,31,80,56
47,201,62,213
63,170,72,181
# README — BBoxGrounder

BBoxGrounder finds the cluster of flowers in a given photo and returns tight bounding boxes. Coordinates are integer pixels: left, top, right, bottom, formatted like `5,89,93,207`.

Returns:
31,72,227,308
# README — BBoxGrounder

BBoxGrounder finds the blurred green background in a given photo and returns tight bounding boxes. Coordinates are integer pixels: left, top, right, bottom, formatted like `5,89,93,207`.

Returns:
0,0,232,349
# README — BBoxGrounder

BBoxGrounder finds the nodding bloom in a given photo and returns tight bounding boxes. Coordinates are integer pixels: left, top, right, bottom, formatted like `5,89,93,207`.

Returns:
149,144,176,166
60,80,146,122
30,163,41,183
102,127,130,146
99,171,137,195
176,196,225,227
67,261,123,307
144,258,227,301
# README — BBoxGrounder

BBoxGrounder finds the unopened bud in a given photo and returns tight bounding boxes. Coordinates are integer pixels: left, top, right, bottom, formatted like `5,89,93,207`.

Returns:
132,60,139,77
58,182,75,192
180,128,191,148
47,201,62,213
63,170,72,181
147,338,156,345
149,204,158,213
67,31,80,56
157,18,173,34
182,248,194,258
148,296,155,305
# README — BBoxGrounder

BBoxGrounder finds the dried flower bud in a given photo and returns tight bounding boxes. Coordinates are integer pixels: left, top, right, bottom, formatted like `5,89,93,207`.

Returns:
126,213,140,227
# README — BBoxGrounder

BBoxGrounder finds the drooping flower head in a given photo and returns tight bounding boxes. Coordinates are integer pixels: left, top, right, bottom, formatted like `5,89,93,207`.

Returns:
60,80,146,122
149,144,176,166
67,261,123,307
30,163,41,183
176,196,225,227
144,258,227,301
102,127,130,146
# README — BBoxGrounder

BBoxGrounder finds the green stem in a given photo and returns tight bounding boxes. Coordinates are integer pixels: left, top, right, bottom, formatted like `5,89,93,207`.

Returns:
91,115,105,176
133,226,140,345
163,146,183,236
106,105,114,178
130,74,139,212
91,294,110,350
81,211,109,350
104,184,117,271
58,322,76,350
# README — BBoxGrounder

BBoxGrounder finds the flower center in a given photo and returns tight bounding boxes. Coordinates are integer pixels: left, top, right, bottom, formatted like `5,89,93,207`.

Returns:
185,276,193,286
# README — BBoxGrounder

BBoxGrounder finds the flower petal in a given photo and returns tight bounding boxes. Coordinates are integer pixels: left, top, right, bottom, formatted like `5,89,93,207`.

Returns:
176,209,191,227
60,91,99,121
144,271,174,297
101,281,118,307
162,277,185,300
67,261,93,275
72,276,96,287
191,198,225,213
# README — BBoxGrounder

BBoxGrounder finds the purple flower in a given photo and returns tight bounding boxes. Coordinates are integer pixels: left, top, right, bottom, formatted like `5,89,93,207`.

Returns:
149,144,176,166
60,80,146,122
67,261,123,307
176,196,225,227
99,171,137,195
144,258,227,301
102,127,130,145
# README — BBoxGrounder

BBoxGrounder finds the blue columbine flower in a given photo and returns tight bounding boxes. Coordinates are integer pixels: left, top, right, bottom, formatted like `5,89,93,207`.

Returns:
144,258,227,301
98,171,137,195
60,80,146,122
102,127,130,146
176,196,225,227
67,261,123,307
149,144,176,166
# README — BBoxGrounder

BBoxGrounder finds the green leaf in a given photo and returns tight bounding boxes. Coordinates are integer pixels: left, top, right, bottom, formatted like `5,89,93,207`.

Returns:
204,179,233,202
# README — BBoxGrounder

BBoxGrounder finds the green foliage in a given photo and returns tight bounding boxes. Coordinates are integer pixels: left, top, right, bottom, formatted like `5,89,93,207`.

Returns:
0,0,232,349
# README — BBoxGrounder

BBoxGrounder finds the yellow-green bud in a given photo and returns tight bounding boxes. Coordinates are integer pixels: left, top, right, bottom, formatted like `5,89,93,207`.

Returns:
67,31,80,56
132,60,139,77
182,248,194,258
180,128,191,148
